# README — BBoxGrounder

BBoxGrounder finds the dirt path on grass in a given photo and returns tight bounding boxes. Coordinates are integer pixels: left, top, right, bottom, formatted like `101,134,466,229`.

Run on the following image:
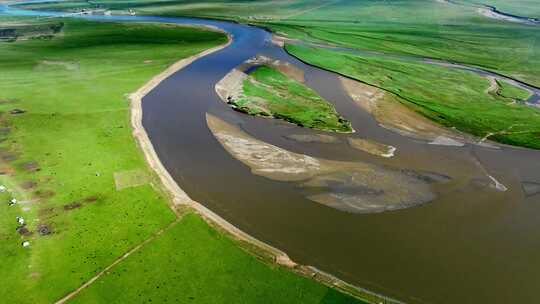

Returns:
54,218,182,304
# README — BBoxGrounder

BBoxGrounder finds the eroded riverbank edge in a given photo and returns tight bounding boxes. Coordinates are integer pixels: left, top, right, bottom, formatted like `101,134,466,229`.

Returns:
128,24,400,304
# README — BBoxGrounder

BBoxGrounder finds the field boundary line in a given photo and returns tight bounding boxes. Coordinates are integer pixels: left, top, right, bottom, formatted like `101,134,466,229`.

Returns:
55,218,181,304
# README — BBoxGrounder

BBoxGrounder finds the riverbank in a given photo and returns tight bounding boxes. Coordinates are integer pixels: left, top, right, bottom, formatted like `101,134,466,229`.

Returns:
129,21,400,304
285,43,540,149
0,17,368,304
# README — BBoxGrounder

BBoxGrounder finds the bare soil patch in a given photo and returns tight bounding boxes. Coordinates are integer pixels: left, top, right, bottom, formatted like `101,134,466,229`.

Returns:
113,168,151,190
20,180,37,190
20,161,40,172
16,226,32,236
37,223,52,236
347,138,396,158
340,77,466,144
1,151,18,162
83,195,98,203
34,189,54,199
9,108,26,115
63,201,82,210
0,166,15,175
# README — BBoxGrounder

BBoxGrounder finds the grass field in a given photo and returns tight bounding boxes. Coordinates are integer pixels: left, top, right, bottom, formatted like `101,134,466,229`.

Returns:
0,18,364,303
69,212,360,303
235,65,352,132
17,0,540,149
286,44,540,149
495,79,532,101
19,0,540,86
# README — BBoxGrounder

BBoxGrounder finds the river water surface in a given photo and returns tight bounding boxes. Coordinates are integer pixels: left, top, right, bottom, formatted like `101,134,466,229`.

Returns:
3,5,540,304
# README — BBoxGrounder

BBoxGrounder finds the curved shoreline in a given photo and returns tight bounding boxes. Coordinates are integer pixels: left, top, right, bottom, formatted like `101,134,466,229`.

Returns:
129,25,399,304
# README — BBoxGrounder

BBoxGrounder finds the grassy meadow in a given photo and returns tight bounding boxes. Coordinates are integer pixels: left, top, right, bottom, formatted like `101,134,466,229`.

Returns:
19,0,540,86
17,0,540,149
236,65,352,132
495,79,532,101
0,18,364,303
286,44,540,149
461,0,540,18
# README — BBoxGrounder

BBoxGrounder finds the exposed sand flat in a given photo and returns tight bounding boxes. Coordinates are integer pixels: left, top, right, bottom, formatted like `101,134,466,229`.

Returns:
429,136,465,147
207,113,450,214
347,137,396,158
215,68,247,102
207,113,323,181
340,76,466,144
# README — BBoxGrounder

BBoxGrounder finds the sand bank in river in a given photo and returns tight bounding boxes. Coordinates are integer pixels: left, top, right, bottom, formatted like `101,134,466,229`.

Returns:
207,113,452,213
340,76,467,146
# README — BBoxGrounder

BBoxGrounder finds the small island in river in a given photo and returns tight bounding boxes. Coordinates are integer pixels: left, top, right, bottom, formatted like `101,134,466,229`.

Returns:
216,56,353,133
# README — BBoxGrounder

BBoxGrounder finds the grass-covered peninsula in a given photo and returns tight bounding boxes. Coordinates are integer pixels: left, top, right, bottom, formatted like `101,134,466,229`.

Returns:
0,18,362,303
234,65,352,132
286,44,540,149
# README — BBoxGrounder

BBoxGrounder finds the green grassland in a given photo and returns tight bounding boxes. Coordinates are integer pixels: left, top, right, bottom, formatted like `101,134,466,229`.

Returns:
19,0,540,87
19,0,540,149
69,212,359,304
263,0,540,87
11,0,540,147
234,65,352,132
0,18,363,303
286,44,540,149
495,79,532,101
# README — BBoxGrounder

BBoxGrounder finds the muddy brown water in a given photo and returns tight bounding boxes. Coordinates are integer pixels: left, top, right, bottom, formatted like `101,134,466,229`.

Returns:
3,4,540,304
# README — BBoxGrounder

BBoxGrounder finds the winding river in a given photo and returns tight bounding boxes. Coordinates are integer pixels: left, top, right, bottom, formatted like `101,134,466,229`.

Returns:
3,4,540,304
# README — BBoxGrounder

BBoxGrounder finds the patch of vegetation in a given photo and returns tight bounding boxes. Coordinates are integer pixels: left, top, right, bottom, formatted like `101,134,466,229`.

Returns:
495,79,532,101
0,17,362,303
16,1,540,145
69,213,364,304
0,21,64,42
286,44,540,149
28,0,540,88
0,18,224,303
235,65,352,132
